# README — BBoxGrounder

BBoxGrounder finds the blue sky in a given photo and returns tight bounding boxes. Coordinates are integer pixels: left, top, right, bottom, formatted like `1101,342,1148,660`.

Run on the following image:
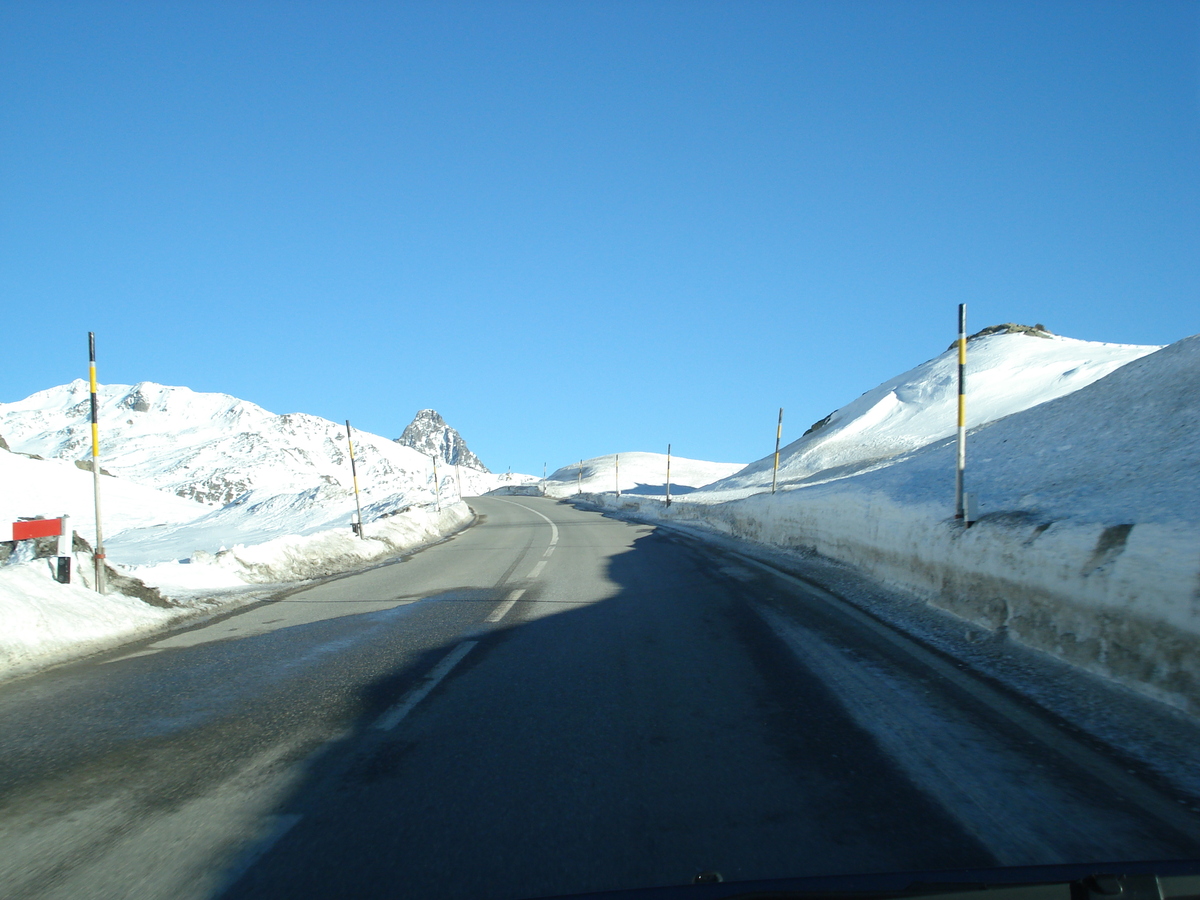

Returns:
3,1,1197,475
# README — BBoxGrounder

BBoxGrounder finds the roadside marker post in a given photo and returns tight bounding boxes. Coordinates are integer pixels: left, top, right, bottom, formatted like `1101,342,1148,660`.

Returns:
88,333,106,594
345,420,364,538
954,304,968,520
577,460,583,496
771,407,783,495
432,455,442,512
615,454,620,498
56,513,70,583
665,444,672,507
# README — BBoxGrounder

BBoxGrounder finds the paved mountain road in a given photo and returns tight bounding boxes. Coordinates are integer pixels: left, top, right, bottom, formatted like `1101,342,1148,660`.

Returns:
0,497,1196,900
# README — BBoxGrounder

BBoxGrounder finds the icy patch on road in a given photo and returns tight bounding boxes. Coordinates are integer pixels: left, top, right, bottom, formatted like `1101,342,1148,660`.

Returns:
755,604,1189,864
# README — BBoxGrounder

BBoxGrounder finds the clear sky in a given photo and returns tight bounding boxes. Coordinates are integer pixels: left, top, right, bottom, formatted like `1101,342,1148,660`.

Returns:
3,1,1197,476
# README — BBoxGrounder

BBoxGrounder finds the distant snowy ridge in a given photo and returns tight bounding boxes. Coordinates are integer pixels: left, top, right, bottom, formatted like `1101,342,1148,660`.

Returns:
544,452,744,498
0,380,456,507
396,409,488,471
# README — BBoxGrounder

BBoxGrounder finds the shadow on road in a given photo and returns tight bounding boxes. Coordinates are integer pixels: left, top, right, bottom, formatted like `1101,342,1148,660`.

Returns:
216,511,997,900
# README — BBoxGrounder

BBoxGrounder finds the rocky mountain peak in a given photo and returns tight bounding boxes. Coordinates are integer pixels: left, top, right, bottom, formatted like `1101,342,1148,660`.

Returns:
395,409,488,472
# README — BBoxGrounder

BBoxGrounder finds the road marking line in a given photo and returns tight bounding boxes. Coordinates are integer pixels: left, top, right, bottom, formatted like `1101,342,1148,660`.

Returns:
486,589,525,623
374,641,478,731
543,545,555,558
492,497,559,546
528,560,546,579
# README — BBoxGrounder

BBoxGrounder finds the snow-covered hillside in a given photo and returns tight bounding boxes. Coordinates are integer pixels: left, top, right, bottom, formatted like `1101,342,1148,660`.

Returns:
544,452,744,499
0,447,210,538
706,329,1159,496
0,382,526,680
0,381,464,506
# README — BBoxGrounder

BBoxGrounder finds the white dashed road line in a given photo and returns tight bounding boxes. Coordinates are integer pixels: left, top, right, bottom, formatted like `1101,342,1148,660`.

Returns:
486,589,525,623
374,641,478,731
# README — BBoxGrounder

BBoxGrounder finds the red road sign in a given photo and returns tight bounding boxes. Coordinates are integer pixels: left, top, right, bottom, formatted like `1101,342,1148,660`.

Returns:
11,518,65,541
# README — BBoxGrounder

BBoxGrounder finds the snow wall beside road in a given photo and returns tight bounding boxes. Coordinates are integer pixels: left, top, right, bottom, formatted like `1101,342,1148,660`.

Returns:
585,489,1199,715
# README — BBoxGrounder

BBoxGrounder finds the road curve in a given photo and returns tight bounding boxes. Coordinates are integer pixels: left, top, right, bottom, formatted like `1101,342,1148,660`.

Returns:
0,496,1196,900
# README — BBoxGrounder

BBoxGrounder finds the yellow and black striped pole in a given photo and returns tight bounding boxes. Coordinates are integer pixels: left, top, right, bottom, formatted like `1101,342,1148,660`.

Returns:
771,407,783,495
665,443,672,507
88,332,107,594
955,304,967,519
345,420,364,538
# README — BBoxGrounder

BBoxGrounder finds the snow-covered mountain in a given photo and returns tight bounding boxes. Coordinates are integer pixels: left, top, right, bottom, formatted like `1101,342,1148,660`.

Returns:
396,409,488,471
545,452,744,498
0,381,478,507
703,327,1160,496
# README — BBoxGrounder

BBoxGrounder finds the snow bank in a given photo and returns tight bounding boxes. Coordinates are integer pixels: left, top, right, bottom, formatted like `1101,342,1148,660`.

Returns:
580,335,1200,714
0,548,186,682
0,501,474,682
130,501,473,588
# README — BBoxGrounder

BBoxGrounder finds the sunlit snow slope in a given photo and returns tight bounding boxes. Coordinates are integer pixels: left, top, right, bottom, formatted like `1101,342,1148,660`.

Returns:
0,381,452,505
0,448,209,538
706,330,1159,496
0,382,522,564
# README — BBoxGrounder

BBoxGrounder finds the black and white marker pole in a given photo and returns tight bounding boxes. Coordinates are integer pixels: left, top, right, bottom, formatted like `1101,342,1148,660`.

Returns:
88,333,107,594
955,304,967,519
345,420,364,538
771,407,783,495
615,453,620,497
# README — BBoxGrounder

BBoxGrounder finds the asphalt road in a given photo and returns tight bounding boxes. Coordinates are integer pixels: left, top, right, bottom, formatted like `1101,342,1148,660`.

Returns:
0,496,1197,900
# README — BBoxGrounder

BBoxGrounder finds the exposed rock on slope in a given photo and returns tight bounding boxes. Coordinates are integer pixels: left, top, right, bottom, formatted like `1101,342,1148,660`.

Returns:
395,409,488,471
